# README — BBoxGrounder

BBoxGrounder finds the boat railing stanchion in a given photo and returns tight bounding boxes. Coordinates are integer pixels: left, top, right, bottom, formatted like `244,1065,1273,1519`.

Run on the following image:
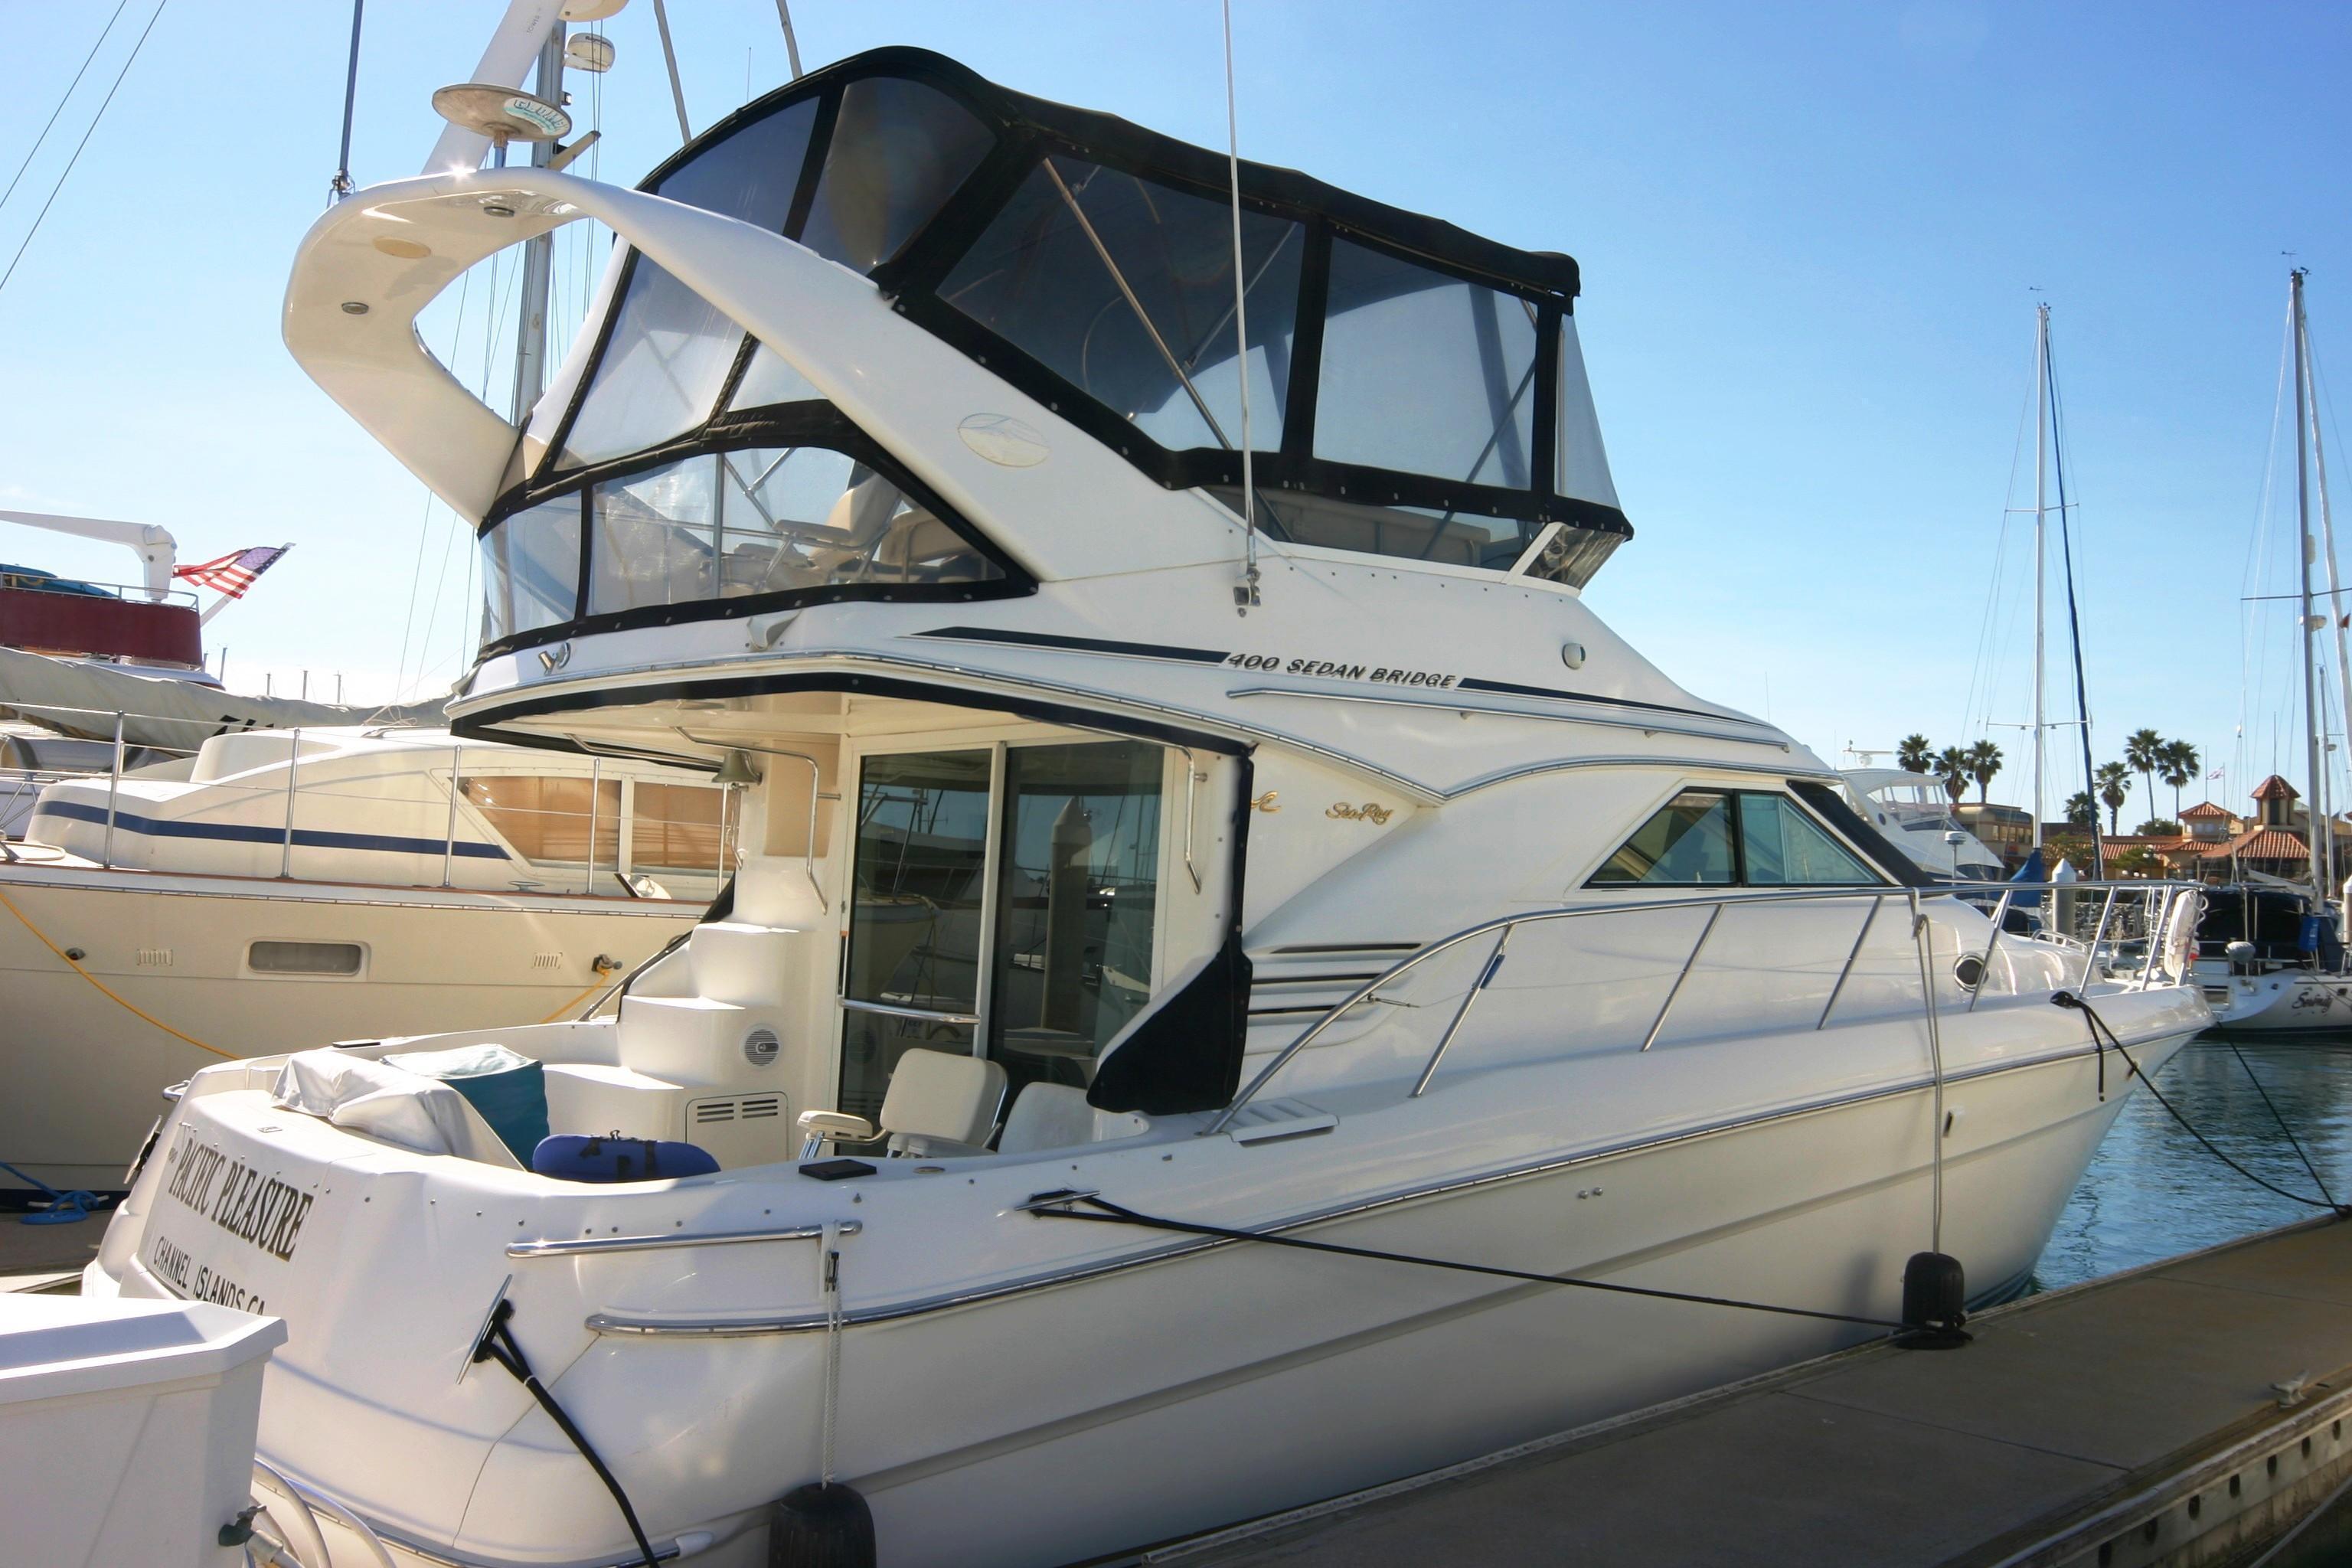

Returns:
1969,887,2016,1013
1642,904,1723,1052
279,728,302,879
2082,886,2119,991
443,739,462,888
584,758,600,895
1411,923,1514,1096
1817,892,1884,1031
100,710,126,869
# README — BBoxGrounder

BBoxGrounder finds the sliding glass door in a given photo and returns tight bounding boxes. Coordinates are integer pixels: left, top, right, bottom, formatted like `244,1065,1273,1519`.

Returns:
840,740,1164,1125
838,749,991,1125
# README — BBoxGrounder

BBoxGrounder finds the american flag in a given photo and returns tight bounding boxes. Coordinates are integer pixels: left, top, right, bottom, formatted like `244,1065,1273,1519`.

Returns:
172,544,290,599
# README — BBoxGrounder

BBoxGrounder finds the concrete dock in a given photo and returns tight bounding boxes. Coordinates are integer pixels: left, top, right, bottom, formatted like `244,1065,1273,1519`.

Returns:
1160,1217,2352,1568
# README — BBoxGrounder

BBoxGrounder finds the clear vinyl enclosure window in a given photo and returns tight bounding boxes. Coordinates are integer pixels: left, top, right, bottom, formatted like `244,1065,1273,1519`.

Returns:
1315,239,1539,488
1590,790,1883,888
479,498,583,642
941,155,1304,453
557,260,748,469
801,77,992,271
580,444,1005,619
651,95,818,231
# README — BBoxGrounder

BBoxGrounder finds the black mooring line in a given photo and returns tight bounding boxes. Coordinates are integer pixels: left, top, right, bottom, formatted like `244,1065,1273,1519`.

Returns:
2054,993,2344,1215
1028,1193,1911,1332
473,1302,661,1568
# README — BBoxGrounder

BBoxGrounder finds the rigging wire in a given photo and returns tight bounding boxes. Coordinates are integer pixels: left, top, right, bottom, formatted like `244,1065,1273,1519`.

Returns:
394,269,474,696
0,0,131,216
1956,328,2040,746
0,0,170,303
2241,315,2296,795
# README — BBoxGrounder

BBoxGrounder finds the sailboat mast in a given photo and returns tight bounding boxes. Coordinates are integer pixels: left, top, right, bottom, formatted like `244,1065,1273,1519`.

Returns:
2033,303,2049,851
2313,300,2351,901
2294,269,2325,908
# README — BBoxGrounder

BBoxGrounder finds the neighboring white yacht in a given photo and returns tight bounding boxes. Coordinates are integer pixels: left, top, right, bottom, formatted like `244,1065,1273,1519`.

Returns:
1,724,729,1191
87,38,2207,1568
1841,769,2006,882
2195,883,2352,1033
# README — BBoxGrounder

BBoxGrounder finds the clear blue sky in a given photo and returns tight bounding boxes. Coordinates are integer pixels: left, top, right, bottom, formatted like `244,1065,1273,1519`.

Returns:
1,1,2347,830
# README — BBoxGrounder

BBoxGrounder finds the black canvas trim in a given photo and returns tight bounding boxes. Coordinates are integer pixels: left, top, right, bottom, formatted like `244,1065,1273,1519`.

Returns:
1453,676,1759,726
639,47,1579,302
910,626,1229,665
454,671,1253,760
474,408,1035,662
1788,780,1936,889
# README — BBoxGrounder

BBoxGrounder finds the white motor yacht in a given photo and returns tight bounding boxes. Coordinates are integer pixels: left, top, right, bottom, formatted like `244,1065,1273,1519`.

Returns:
87,38,2208,1568
1841,768,2006,882
2,724,729,1191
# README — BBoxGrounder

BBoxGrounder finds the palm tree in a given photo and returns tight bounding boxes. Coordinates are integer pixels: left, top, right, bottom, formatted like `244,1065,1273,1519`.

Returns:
1896,734,1934,775
2125,728,2165,825
1934,746,1971,804
2064,790,2097,828
1965,739,2004,803
2096,760,2133,835
2158,739,2200,817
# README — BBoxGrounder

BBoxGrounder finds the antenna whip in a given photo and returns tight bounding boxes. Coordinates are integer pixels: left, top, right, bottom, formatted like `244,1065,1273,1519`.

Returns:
1222,0,1259,610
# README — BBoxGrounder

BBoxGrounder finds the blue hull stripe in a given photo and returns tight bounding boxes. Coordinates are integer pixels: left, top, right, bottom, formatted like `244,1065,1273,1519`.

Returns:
35,799,510,860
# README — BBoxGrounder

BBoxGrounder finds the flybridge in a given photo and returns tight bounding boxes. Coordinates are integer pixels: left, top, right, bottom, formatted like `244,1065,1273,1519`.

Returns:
446,45,1629,661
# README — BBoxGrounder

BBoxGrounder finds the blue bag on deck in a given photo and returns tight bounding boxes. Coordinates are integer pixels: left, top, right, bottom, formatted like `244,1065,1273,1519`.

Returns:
531,1133,720,1183
381,1044,550,1165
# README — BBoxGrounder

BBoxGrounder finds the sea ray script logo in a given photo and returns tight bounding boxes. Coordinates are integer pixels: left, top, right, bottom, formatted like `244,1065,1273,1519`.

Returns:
1326,802,1394,825
158,1129,315,1263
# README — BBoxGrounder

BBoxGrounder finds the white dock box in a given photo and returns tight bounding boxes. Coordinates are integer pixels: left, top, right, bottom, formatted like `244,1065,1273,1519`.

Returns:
0,1293,286,1566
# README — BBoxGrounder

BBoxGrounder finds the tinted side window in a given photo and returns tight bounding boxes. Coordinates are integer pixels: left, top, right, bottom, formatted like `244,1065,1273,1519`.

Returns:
1590,791,1736,885
1738,793,1877,886
1590,789,1883,888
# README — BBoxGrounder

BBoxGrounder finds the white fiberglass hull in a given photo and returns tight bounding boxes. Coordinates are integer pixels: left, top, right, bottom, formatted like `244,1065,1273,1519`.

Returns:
2203,971,2352,1034
90,989,2200,1568
0,865,694,1191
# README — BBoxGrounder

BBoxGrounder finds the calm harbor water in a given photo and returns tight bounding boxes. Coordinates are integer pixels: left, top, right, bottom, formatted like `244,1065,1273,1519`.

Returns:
2033,1031,2352,1291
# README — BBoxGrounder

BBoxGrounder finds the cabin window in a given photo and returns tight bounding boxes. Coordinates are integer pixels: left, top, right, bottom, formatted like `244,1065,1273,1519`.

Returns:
1315,239,1539,489
632,781,732,876
479,498,583,641
462,774,622,867
650,94,819,233
1589,789,1885,888
800,77,992,272
1736,793,1877,886
1591,790,1736,886
248,940,364,977
583,446,1005,619
557,258,747,469
940,154,1304,454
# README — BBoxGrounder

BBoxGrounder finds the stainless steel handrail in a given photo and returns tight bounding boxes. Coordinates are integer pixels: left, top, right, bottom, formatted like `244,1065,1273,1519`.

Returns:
838,997,982,1027
676,731,831,912
1205,879,2201,1136
508,1220,861,1259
